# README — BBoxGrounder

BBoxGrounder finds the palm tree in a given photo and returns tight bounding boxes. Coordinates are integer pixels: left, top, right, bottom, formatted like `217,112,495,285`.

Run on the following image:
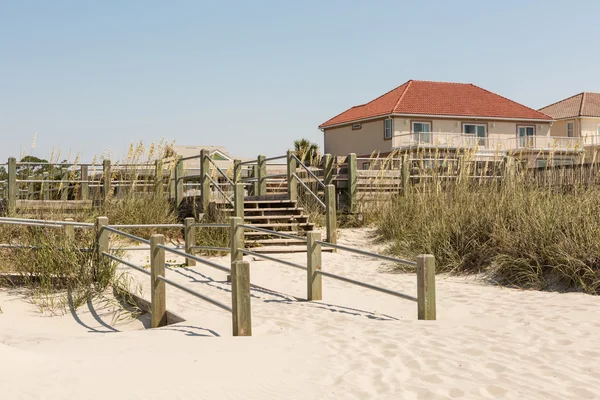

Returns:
293,138,320,166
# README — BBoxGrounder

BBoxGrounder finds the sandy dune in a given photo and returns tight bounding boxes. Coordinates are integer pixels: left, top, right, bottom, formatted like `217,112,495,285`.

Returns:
1,228,600,399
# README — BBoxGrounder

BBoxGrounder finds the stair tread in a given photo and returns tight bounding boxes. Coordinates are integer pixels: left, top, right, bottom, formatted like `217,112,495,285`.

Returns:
244,215,308,221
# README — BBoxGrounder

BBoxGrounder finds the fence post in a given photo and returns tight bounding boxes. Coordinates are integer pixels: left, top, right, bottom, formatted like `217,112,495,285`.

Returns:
230,216,244,264
231,260,252,336
307,231,322,300
234,183,244,219
154,159,164,198
200,149,211,212
233,159,242,184
417,254,436,321
81,165,89,201
184,217,196,266
7,157,16,215
150,234,167,328
401,154,411,196
325,184,337,244
42,172,50,201
323,154,334,186
27,175,35,200
60,167,69,201
64,218,75,241
346,153,357,213
95,216,109,278
250,165,258,197
102,159,111,202
175,158,184,208
286,150,297,202
257,155,266,197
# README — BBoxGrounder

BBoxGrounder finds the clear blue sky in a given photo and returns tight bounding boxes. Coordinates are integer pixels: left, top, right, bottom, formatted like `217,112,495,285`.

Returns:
1,0,599,162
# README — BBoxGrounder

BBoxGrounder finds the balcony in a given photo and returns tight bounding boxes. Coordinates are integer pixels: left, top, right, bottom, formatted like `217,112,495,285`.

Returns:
392,132,584,154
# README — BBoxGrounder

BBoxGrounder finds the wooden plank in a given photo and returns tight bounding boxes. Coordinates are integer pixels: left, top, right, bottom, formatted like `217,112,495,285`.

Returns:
7,157,16,216
417,254,436,320
231,260,252,336
154,160,163,198
95,216,109,276
306,231,322,300
150,234,167,328
81,165,89,201
322,154,334,185
184,217,196,266
346,153,357,213
257,155,267,196
200,150,211,212
286,150,297,201
234,183,244,218
230,216,244,264
64,218,75,241
102,159,111,202
175,159,184,207
325,184,337,245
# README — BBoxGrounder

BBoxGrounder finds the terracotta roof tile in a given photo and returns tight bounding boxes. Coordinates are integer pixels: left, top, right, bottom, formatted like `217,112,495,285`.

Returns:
319,80,552,128
539,92,600,119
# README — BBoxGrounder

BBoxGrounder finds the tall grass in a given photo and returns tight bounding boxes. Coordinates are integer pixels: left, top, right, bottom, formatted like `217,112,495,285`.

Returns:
373,149,600,293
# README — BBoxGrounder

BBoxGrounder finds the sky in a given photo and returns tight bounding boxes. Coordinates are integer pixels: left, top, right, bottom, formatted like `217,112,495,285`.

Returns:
1,0,599,162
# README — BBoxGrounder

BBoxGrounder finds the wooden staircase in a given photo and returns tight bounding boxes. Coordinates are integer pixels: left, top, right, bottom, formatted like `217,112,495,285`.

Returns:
220,195,323,254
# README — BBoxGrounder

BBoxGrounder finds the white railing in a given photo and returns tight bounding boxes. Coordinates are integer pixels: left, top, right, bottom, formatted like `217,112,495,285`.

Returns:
392,133,584,153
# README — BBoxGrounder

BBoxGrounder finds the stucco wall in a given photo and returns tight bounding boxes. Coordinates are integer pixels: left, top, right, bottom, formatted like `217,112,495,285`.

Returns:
580,118,600,137
323,118,391,157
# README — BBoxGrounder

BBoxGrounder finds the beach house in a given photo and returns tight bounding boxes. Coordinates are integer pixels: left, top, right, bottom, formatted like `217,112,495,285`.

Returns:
319,80,582,168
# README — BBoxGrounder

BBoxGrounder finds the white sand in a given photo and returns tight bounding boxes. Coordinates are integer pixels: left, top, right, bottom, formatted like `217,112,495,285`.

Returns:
1,228,600,399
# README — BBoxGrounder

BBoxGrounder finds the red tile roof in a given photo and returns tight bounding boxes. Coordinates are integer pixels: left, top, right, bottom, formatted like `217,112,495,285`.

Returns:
539,92,600,119
319,80,552,128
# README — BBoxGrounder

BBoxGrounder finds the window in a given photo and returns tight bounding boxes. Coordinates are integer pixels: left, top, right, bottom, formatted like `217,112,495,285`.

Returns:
384,119,392,140
362,162,371,170
567,122,574,137
518,126,535,147
463,124,487,146
597,124,600,136
412,121,431,143
352,123,362,130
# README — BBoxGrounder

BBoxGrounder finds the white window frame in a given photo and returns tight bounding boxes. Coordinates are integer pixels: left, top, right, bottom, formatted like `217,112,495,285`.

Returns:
384,119,393,140
518,125,536,147
462,123,487,146
567,121,575,137
411,121,432,144
596,123,600,136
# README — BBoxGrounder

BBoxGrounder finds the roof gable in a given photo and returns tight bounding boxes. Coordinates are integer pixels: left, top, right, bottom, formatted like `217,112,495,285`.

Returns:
539,92,600,119
319,80,552,128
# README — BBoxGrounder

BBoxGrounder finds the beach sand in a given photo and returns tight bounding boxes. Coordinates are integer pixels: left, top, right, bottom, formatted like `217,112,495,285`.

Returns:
1,228,600,399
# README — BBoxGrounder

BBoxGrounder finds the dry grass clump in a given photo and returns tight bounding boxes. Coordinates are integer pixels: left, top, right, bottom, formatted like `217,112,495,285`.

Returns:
375,150,600,294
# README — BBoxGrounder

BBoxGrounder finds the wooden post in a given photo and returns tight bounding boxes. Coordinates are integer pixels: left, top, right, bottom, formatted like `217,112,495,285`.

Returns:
7,157,16,216
307,231,322,301
346,153,357,213
417,254,436,321
95,216,109,277
42,172,50,201
154,159,164,198
81,165,89,201
286,150,297,202
257,155,266,197
250,165,258,197
234,183,244,219
200,149,211,212
150,234,167,328
102,159,111,202
184,217,196,266
60,167,69,201
174,158,184,207
27,176,35,200
324,184,337,244
231,260,252,336
230,216,244,264
233,159,242,184
323,154,334,185
401,154,411,196
64,218,75,241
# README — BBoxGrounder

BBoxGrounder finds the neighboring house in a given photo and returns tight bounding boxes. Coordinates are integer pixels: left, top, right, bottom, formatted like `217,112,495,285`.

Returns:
539,92,600,162
319,80,580,168
165,145,239,176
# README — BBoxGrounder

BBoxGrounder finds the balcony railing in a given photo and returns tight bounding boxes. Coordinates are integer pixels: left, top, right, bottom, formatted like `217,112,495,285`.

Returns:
392,132,584,153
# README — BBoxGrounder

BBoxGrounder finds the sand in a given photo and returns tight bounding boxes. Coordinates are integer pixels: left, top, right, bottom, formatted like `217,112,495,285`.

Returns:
1,228,600,399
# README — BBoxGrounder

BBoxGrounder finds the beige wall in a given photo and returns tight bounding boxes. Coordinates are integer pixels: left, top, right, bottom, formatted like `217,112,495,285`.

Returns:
580,118,600,137
323,118,391,157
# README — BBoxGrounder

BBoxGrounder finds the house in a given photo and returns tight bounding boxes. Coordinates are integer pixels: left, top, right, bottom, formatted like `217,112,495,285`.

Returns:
539,92,600,162
164,145,239,176
319,80,581,168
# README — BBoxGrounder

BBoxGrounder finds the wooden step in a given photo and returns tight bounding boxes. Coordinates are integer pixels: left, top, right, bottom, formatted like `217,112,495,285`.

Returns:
244,215,309,223
247,223,313,229
244,230,305,237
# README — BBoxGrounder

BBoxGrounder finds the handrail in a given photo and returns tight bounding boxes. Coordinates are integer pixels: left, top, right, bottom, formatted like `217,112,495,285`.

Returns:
238,224,308,241
238,159,257,166
191,223,230,228
316,270,417,302
156,244,230,273
107,224,184,229
205,173,234,207
240,249,306,271
178,154,202,162
206,156,234,186
102,252,151,276
293,173,326,208
191,246,231,252
157,274,233,312
292,154,326,189
315,240,416,267
0,217,94,227
102,226,151,245
263,155,287,163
